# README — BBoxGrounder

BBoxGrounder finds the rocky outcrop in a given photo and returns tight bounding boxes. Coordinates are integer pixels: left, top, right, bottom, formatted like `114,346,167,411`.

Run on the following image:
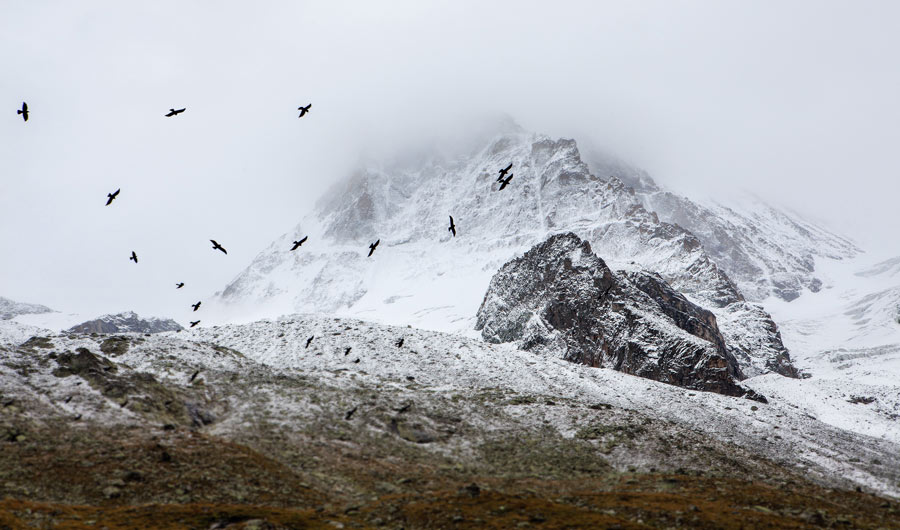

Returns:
67,312,182,334
476,233,759,399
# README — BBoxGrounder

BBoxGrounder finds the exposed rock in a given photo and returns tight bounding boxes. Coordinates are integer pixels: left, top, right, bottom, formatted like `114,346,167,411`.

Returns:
67,311,182,334
99,336,130,356
51,347,214,426
476,233,756,398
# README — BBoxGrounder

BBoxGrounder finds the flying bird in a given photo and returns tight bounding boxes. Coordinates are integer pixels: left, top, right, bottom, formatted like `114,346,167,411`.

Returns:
498,174,513,191
297,104,311,118
344,347,352,356
165,108,186,117
396,337,404,348
448,216,456,237
345,406,357,420
367,240,380,257
305,335,314,348
190,320,200,328
17,102,28,122
497,163,512,181
176,282,184,289
189,370,200,382
290,236,308,251
129,251,138,263
105,189,120,206
191,301,201,312
210,240,227,254
353,358,360,364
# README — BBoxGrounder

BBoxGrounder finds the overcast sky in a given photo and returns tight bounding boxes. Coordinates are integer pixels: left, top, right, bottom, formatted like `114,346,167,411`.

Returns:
2,1,899,319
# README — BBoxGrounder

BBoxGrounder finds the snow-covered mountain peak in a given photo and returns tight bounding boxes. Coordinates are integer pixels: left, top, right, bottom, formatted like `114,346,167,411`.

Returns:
213,124,806,378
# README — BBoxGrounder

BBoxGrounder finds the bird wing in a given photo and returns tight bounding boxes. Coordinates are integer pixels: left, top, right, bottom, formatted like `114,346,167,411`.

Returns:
300,236,308,243
106,197,113,206
114,188,120,196
22,102,27,112
210,239,218,246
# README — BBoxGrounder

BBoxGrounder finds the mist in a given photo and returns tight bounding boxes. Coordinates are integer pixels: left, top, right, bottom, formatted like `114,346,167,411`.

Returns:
2,1,899,319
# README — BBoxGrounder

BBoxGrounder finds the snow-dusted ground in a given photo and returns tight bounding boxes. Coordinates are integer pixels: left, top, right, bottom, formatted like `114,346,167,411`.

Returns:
169,314,900,498
748,253,900,445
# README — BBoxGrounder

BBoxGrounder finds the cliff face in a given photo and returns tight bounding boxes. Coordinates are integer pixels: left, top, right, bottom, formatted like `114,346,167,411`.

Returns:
476,233,760,399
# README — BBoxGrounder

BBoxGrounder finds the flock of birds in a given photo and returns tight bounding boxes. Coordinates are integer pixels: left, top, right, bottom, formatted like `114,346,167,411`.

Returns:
15,100,517,330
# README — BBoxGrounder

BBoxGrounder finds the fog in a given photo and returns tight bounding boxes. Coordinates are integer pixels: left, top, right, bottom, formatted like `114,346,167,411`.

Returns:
2,1,899,319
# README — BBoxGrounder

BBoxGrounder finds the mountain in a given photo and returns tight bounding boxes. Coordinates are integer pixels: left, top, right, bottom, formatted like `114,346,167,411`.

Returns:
214,124,803,378
66,311,183,334
0,296,52,321
585,149,861,304
476,233,755,398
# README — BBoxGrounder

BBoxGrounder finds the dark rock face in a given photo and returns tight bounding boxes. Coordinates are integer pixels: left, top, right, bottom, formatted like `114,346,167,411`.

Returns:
476,233,757,399
67,311,182,334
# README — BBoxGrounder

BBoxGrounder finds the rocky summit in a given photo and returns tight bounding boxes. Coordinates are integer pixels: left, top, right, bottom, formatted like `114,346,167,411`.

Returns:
67,311,183,334
477,233,758,398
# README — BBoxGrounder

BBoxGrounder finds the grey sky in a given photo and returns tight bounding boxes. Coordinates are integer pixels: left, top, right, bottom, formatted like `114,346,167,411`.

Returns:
2,1,899,318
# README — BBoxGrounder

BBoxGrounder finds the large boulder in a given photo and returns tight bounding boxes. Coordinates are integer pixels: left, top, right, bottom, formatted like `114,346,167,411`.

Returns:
476,233,760,399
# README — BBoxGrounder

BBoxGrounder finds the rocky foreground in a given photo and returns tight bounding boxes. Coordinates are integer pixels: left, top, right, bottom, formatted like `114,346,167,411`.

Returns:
1,317,898,528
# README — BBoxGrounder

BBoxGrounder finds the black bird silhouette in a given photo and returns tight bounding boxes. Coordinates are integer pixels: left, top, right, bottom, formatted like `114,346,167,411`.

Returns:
305,335,314,348
353,358,360,364
497,163,512,181
190,320,200,328
367,240,380,257
17,102,28,122
189,370,200,382
165,108,186,117
599,285,613,300
191,301,201,312
290,236,308,251
498,173,513,191
176,282,184,289
129,251,138,263
210,240,227,254
344,347,352,356
394,402,412,413
396,337,404,348
345,406,357,420
297,104,311,118
448,216,456,237
105,188,120,206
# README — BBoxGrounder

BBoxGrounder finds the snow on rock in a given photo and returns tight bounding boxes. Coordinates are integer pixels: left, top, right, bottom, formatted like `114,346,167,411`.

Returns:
632,190,860,303
475,232,753,398
212,123,796,378
180,314,899,498
66,311,183,334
